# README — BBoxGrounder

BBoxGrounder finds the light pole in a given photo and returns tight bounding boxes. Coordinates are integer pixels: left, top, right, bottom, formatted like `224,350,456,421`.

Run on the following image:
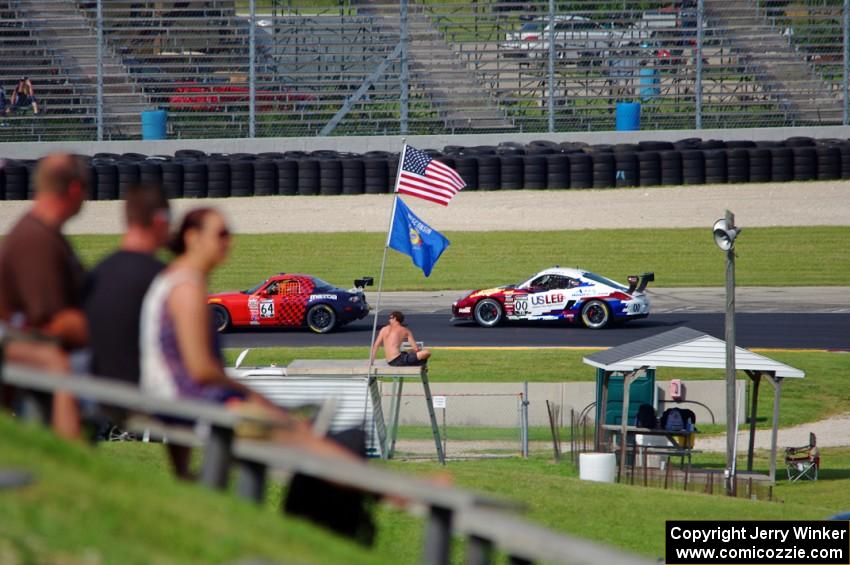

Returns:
713,210,742,496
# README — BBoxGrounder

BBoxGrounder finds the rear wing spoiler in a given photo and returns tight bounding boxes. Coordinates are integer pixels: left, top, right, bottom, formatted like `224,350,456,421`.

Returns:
627,272,655,294
354,277,374,290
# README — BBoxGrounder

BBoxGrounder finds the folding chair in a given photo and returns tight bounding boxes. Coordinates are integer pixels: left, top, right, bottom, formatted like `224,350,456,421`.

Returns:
785,432,819,482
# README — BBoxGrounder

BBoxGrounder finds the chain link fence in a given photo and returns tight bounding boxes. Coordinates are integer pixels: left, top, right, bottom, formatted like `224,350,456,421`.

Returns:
1,0,848,141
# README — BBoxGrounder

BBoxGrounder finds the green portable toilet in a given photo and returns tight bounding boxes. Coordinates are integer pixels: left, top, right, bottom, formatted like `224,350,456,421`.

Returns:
595,368,656,426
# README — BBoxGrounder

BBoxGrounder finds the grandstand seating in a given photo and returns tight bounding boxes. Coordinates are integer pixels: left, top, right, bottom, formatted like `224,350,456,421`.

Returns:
0,0,844,140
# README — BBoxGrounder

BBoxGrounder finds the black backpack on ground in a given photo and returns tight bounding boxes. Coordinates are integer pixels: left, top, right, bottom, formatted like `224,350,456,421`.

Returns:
283,427,377,546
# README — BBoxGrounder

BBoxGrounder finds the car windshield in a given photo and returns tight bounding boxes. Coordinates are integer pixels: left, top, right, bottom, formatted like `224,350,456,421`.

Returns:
311,277,337,291
521,22,542,32
582,271,628,292
242,279,268,294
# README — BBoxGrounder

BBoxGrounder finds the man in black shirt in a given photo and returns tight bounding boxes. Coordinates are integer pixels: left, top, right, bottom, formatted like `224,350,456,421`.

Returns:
85,185,170,383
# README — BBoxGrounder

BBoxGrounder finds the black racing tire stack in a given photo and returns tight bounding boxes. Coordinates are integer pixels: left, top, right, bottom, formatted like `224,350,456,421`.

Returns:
276,159,298,195
703,149,727,184
297,159,320,196
614,151,638,187
546,153,570,189
319,158,343,196
592,152,615,189
726,148,749,184
182,161,208,198
253,159,277,196
792,146,817,181
523,154,547,189
342,158,365,195
748,148,771,183
681,150,705,185
500,155,524,190
568,152,592,189
659,151,683,186
3,161,28,200
207,159,231,198
230,158,254,197
637,152,661,187
363,155,388,194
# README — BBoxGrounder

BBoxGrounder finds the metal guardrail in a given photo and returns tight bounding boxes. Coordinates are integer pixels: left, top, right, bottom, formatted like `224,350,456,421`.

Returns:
0,360,656,565
1,0,846,141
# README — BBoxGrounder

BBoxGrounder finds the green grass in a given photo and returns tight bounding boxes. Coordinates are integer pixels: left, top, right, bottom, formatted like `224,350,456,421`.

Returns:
0,414,388,565
225,347,850,430
382,449,850,559
69,226,850,292
8,411,850,563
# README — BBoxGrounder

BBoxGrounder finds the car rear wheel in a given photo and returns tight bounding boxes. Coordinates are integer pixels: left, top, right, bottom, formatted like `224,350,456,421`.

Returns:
581,300,611,329
210,305,231,333
473,298,504,328
307,304,337,334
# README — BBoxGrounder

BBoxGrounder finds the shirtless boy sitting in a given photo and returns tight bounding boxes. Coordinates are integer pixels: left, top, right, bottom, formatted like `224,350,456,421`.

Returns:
370,311,430,367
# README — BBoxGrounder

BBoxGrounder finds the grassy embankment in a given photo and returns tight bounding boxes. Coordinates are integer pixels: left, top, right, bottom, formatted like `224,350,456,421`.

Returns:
5,413,850,563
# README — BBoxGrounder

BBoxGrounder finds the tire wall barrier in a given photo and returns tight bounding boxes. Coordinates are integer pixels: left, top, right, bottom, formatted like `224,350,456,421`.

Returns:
2,136,847,200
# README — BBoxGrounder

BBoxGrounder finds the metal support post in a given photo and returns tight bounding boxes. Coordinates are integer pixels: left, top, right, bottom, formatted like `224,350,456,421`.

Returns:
466,535,494,565
236,459,267,502
201,425,234,490
695,0,704,129
724,210,737,496
20,391,51,426
746,372,761,472
400,0,409,134
423,506,453,565
249,0,257,138
521,381,529,458
769,377,782,482
547,0,555,132
96,0,104,141
420,366,446,465
384,377,404,458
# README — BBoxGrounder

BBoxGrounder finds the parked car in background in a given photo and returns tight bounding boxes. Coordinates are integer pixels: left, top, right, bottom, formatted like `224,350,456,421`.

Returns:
451,267,654,330
500,15,614,60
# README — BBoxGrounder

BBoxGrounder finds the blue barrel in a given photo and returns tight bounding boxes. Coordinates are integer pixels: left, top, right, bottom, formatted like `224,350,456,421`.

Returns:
639,68,660,100
141,109,167,140
615,102,640,131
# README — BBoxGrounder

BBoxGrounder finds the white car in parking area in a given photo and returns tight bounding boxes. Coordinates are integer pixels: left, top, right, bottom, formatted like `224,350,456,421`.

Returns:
500,15,614,60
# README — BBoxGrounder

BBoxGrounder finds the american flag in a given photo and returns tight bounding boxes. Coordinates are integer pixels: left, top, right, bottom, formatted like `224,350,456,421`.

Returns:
395,145,466,206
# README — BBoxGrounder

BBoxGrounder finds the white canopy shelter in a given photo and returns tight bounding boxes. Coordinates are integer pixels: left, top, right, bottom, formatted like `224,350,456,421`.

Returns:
583,327,805,482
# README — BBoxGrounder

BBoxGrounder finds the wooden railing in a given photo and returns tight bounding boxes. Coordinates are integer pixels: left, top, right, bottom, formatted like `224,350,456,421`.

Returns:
0,361,654,565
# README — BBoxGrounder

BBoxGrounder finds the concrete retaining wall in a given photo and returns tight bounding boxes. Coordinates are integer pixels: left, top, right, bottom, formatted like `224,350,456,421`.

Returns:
2,126,850,160
382,379,747,428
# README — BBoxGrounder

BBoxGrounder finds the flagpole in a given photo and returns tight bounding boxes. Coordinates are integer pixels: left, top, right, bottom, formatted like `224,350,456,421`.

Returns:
368,141,408,374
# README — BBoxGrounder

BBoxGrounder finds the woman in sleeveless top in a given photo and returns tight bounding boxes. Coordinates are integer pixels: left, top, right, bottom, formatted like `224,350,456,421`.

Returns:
140,207,354,467
8,78,38,115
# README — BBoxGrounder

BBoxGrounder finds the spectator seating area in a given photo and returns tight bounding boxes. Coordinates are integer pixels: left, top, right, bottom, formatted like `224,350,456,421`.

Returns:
1,136,848,200
0,2,96,140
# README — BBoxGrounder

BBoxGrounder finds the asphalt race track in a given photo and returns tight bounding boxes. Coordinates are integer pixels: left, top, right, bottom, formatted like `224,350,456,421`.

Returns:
221,312,850,350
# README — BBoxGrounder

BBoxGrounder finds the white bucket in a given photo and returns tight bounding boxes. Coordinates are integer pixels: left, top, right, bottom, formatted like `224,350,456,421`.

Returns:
579,453,616,483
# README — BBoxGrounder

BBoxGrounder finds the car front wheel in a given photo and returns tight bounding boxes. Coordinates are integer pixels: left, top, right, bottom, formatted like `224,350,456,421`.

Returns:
473,298,504,328
307,304,337,334
210,305,231,333
580,300,611,329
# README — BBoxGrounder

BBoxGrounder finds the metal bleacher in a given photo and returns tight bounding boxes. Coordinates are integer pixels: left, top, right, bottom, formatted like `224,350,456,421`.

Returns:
0,0,845,141
0,1,98,141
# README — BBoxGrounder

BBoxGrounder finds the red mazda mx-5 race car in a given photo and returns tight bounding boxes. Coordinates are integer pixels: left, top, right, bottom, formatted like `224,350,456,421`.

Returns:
208,274,372,334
